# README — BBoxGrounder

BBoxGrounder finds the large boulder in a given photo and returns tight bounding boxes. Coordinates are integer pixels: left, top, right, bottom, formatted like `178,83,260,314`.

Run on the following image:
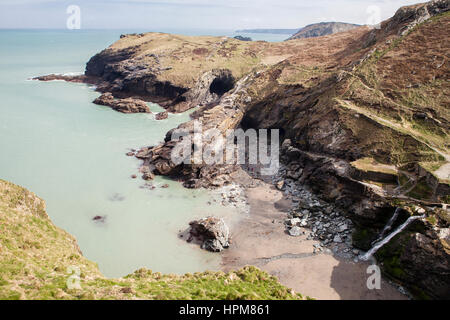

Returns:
188,217,230,252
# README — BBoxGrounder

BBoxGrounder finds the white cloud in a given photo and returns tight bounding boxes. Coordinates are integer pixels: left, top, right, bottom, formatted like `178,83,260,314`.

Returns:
0,0,428,29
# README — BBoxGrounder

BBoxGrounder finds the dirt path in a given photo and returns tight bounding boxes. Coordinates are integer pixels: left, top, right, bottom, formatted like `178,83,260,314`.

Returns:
221,177,407,300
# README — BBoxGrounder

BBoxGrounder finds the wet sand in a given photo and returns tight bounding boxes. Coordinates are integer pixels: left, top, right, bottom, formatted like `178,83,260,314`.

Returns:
222,172,407,300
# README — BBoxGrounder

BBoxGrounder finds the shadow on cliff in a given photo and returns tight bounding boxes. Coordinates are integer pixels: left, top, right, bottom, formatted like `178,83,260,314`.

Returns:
329,258,408,300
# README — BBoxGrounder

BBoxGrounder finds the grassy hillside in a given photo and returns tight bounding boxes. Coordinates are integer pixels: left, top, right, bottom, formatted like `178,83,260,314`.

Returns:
0,179,305,300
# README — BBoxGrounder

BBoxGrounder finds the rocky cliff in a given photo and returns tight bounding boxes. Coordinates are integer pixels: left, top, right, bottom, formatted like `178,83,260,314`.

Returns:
287,22,361,40
37,0,450,299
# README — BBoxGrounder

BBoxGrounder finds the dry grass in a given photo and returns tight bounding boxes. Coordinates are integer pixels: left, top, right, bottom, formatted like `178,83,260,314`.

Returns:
351,157,398,175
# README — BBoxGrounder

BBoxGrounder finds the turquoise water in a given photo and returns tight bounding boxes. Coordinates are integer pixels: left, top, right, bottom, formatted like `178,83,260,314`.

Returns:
0,30,245,277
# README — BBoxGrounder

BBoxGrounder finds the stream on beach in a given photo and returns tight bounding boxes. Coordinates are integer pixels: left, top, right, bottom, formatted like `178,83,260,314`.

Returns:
0,29,260,277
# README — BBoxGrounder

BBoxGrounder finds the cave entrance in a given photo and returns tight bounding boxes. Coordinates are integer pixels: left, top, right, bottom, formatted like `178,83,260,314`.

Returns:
209,73,235,96
240,115,286,144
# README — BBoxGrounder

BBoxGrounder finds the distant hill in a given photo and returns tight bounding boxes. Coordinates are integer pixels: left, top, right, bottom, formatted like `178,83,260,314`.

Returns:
287,22,361,40
234,35,253,41
235,28,299,35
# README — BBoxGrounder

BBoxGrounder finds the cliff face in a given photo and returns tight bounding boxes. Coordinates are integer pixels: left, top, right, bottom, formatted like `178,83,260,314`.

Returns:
0,179,304,300
287,22,361,40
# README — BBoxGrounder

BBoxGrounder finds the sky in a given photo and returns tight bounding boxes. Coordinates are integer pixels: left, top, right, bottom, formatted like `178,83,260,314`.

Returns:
0,0,427,30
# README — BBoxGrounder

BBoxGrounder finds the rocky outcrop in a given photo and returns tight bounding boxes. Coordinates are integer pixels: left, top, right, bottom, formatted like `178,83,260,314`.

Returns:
78,34,268,113
86,48,188,108
374,212,450,299
135,73,252,188
85,46,139,78
32,74,96,84
362,0,450,47
387,0,449,35
287,22,360,40
93,93,150,113
178,69,236,111
155,111,168,120
188,217,231,252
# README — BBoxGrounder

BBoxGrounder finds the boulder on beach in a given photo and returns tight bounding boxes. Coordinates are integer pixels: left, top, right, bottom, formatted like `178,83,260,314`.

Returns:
155,111,169,120
188,217,230,252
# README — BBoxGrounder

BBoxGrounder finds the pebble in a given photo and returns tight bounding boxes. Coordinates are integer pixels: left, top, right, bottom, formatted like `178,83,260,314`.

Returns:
289,226,302,237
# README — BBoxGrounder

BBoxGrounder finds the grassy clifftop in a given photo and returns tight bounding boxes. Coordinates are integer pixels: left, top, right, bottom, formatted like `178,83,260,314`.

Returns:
0,179,304,300
97,28,370,89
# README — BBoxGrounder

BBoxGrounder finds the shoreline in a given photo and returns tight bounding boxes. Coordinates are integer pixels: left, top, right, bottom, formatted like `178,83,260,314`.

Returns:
220,168,408,300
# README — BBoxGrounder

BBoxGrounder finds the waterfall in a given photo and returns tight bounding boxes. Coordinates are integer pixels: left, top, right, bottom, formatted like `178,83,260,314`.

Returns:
360,215,425,261
371,208,401,246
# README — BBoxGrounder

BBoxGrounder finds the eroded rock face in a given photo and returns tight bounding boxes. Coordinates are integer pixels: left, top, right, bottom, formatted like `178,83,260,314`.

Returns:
188,217,230,252
387,0,449,35
93,93,151,114
165,69,236,113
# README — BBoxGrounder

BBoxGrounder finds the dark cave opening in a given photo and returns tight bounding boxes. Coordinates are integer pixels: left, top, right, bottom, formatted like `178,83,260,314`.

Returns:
240,114,287,143
209,74,235,96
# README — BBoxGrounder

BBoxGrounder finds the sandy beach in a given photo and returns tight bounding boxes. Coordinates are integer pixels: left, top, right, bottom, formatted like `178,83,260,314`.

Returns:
221,170,407,300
